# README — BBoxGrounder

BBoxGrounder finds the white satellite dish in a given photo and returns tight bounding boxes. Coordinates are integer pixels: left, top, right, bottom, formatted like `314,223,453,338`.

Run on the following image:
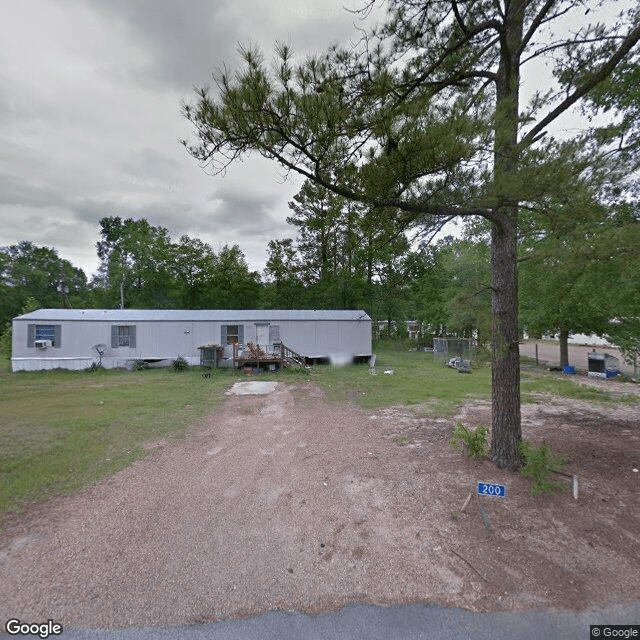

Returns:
91,343,108,367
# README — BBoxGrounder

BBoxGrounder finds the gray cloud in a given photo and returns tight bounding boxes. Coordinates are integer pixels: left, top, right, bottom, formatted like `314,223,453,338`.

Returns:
0,0,363,279
82,0,360,92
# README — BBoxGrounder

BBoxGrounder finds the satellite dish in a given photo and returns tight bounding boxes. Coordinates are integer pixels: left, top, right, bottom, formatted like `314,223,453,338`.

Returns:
91,343,108,366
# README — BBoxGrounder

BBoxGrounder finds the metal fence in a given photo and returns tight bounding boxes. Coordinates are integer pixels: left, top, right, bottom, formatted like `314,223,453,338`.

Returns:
433,337,475,368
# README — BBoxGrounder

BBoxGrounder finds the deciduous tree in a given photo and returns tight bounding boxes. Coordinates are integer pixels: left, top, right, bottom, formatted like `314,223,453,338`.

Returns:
94,217,176,308
0,241,88,324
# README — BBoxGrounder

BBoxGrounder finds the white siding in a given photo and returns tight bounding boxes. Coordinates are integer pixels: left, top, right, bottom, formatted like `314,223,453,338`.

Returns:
12,310,372,371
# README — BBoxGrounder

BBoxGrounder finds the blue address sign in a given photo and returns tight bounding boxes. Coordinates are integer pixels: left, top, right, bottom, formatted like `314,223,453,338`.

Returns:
477,481,506,498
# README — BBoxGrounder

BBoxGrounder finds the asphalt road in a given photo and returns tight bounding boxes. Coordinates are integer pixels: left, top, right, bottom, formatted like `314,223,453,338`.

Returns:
54,601,640,639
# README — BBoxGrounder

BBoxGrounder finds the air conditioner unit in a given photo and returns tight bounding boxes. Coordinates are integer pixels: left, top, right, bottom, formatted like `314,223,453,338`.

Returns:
34,339,52,348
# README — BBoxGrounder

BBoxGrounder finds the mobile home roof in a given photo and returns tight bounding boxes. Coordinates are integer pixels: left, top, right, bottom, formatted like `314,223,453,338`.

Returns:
15,309,371,322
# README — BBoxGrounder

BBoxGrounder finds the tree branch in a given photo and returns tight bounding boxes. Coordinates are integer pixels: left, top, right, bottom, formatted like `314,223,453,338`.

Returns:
451,0,469,34
266,143,492,220
395,17,502,100
519,0,562,54
521,35,625,66
521,22,640,147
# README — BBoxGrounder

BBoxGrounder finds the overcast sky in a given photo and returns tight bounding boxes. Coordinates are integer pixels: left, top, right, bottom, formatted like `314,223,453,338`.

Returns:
0,0,375,279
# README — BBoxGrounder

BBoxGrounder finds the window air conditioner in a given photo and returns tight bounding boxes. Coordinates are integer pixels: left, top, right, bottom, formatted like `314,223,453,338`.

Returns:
34,339,52,348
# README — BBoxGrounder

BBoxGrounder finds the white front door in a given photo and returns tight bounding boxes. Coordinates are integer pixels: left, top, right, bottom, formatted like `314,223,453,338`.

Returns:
255,323,269,351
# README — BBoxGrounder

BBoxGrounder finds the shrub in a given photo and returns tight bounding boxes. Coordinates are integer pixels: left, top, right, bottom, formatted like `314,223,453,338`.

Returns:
449,422,489,459
172,356,189,371
373,336,419,352
518,439,568,496
131,359,150,371
0,322,11,359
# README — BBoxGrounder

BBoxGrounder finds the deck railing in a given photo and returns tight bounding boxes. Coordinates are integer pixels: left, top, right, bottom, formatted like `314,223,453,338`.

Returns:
232,342,306,368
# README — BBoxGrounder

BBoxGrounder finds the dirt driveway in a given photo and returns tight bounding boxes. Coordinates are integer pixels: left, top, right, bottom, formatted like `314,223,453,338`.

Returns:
1,380,639,630
520,341,634,375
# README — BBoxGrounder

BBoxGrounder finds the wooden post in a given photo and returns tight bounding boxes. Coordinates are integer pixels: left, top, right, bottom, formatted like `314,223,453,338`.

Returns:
535,343,538,365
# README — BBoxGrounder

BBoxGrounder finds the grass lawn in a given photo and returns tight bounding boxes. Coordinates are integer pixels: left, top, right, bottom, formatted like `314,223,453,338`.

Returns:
307,345,638,412
309,347,491,414
1,346,637,515
0,365,243,514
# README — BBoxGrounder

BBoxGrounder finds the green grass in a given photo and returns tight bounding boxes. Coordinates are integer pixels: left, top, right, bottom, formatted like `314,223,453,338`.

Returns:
309,349,492,414
0,366,242,514
308,348,639,412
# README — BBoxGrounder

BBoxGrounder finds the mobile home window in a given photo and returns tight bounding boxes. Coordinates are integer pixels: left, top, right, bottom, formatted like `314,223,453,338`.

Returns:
111,325,136,348
36,325,55,343
27,324,61,347
225,325,239,344
221,325,243,345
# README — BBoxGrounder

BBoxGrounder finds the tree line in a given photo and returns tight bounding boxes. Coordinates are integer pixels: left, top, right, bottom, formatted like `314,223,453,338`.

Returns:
0,211,487,337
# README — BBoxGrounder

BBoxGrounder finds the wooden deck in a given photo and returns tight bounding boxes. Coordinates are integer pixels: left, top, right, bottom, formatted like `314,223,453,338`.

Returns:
232,342,306,369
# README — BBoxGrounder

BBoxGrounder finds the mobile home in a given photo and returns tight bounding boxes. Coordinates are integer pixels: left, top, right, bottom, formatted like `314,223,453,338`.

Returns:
11,309,372,372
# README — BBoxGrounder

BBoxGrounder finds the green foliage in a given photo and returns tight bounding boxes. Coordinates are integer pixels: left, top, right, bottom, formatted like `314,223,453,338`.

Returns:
518,439,568,496
373,337,418,351
449,422,489,459
1,297,45,362
402,246,448,336
182,0,640,472
20,296,40,314
93,217,262,310
439,239,492,343
280,364,309,375
263,238,304,309
0,323,11,360
518,197,640,359
584,61,640,170
131,359,150,371
264,179,412,314
172,356,189,371
94,216,176,308
0,243,89,327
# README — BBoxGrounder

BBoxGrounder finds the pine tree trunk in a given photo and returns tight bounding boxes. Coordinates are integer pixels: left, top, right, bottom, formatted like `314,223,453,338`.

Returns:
490,214,522,470
490,0,524,470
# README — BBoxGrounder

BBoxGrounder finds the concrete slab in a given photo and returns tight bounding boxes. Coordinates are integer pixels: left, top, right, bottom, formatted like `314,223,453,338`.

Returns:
226,381,279,396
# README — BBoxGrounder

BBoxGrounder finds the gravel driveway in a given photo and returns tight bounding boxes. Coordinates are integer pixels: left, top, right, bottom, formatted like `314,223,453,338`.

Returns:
519,341,634,374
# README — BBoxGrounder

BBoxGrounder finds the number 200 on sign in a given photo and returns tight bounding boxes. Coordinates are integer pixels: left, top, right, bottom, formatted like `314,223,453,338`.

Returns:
477,482,506,498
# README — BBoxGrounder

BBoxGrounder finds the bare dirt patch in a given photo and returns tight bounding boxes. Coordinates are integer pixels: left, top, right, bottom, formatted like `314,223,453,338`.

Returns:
1,381,639,630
